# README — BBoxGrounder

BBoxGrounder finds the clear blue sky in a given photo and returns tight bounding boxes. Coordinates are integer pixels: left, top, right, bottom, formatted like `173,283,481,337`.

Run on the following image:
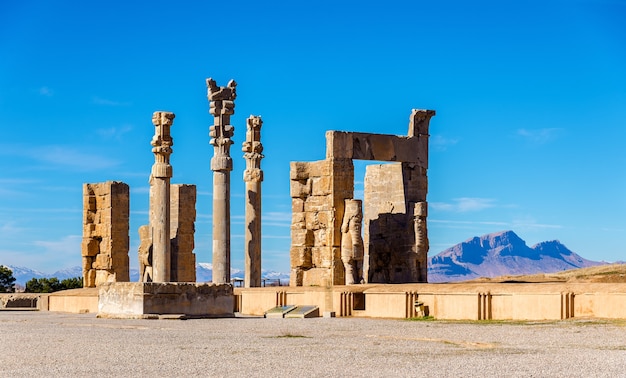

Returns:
1,0,625,273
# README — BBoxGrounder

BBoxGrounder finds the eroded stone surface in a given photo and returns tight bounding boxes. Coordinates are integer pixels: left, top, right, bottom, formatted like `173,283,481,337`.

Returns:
207,78,237,284
82,181,129,287
170,184,197,282
341,199,364,285
243,115,263,287
290,109,434,286
150,111,175,283
97,282,234,317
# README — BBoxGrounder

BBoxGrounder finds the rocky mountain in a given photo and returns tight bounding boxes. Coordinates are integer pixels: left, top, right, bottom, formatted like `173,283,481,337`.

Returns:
428,230,604,282
6,230,601,286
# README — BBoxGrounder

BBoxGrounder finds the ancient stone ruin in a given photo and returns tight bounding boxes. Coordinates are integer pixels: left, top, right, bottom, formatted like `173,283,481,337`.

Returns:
341,199,364,285
149,111,175,283
81,181,130,287
290,109,435,286
139,183,198,283
169,184,197,282
243,115,264,287
208,78,237,284
93,106,231,319
138,112,197,283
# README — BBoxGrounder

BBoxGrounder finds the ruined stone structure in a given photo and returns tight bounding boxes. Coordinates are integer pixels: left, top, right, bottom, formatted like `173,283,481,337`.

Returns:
150,111,175,283
290,109,435,286
207,78,237,284
341,199,364,285
364,166,428,283
170,184,197,282
82,181,130,287
139,111,196,283
138,225,152,282
243,115,264,287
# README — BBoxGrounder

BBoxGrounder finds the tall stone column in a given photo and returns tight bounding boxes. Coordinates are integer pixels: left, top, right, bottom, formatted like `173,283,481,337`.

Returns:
243,115,264,287
150,111,175,283
207,78,236,284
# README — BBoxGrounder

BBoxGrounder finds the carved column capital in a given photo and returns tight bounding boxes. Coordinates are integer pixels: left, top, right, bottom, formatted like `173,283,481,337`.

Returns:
151,111,175,178
243,115,264,182
207,79,236,173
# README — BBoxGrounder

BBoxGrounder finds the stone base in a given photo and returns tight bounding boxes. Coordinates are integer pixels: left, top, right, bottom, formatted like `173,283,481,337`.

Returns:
97,282,234,319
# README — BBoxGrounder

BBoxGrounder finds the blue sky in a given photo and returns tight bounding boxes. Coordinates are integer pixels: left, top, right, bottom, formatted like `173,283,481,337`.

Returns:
1,0,625,274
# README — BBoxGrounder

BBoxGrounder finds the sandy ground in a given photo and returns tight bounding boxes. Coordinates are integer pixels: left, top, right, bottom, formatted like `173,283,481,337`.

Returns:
1,311,625,377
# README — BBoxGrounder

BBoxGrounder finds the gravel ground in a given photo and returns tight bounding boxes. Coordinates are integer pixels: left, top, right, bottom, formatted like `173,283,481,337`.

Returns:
1,311,625,377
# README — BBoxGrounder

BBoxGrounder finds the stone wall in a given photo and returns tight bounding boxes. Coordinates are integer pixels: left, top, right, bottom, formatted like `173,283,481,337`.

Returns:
139,184,197,283
289,109,434,286
170,184,196,282
82,181,130,287
364,163,427,283
289,159,353,286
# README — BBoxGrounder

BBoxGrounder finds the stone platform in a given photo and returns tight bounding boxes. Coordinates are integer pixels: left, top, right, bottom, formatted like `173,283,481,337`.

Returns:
98,282,234,319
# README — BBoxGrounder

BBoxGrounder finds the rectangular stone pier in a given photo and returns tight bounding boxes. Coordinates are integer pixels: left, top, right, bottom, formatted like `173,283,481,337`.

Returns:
97,282,234,319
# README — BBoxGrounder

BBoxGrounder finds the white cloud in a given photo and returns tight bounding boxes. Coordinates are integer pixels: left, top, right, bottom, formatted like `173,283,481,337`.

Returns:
92,96,131,106
262,235,291,239
131,186,150,194
263,211,292,227
431,135,459,151
38,86,53,96
0,221,25,236
516,128,563,144
430,198,496,213
511,216,562,230
22,235,82,271
96,124,133,140
0,144,121,171
38,146,120,171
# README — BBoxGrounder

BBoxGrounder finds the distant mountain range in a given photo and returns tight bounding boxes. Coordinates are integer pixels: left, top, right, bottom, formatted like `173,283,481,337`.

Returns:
428,230,605,282
4,230,608,286
5,263,290,287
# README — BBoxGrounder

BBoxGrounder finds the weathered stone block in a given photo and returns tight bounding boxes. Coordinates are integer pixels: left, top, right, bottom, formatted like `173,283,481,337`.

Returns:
291,228,313,246
302,268,332,287
93,254,112,270
290,160,330,180
311,246,333,268
290,246,312,268
291,211,306,229
82,239,99,257
292,198,305,213
311,176,331,196
290,179,311,198
97,282,234,318
312,228,330,247
303,195,333,212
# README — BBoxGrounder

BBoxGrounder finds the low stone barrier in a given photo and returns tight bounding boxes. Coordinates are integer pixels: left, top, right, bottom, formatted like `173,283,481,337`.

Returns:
0,294,42,310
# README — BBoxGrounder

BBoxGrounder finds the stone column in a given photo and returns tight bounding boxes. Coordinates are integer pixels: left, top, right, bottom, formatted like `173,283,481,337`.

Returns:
414,201,429,282
207,78,236,284
243,115,264,287
150,111,175,283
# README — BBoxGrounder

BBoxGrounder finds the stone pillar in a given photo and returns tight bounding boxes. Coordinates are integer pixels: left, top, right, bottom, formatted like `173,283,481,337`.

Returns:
170,184,197,282
242,115,264,287
413,201,429,282
207,78,236,284
150,111,175,283
81,181,129,287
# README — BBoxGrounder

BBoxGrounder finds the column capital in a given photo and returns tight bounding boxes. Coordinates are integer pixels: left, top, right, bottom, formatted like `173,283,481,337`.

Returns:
151,111,174,178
